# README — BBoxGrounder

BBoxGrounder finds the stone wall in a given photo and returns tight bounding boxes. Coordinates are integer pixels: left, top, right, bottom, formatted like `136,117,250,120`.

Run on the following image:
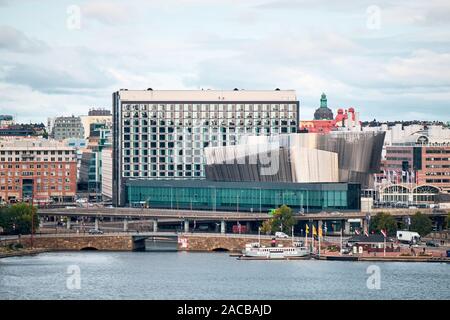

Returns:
178,234,297,252
17,235,133,251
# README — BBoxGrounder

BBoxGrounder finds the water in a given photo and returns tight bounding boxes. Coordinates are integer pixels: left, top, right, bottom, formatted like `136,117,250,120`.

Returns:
0,251,449,300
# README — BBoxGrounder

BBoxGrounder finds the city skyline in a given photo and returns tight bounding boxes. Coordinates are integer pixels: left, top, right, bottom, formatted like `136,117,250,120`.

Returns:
1,0,450,123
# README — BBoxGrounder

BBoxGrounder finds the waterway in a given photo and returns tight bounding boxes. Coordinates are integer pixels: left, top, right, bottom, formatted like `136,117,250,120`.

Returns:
0,252,448,299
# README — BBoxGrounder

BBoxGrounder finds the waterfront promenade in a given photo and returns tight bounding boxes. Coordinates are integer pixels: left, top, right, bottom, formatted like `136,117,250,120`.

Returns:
1,232,448,263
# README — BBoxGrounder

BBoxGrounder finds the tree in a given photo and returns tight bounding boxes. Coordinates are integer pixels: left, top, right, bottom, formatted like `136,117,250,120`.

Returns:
369,212,397,236
260,205,296,235
260,219,273,235
0,203,38,235
410,211,432,237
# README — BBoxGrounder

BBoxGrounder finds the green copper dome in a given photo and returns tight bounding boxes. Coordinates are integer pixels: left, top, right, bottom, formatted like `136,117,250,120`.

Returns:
314,93,334,120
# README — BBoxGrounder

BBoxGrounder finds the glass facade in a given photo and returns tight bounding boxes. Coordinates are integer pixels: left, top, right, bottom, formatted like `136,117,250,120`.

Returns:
126,180,360,212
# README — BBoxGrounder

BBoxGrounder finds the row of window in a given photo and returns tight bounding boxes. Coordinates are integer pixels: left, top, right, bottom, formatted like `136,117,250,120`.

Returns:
426,165,450,168
425,172,450,176
124,156,203,165
0,157,75,162
426,179,450,183
0,171,72,177
123,171,202,178
123,119,297,127
123,149,202,157
0,164,72,169
0,185,72,191
425,157,450,161
386,157,411,161
386,149,411,154
123,126,295,135
123,103,298,112
0,150,75,155
123,111,296,119
425,149,450,154
0,178,72,184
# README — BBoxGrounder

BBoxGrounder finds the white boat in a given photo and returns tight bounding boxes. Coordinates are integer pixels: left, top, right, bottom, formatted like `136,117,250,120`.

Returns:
241,241,310,260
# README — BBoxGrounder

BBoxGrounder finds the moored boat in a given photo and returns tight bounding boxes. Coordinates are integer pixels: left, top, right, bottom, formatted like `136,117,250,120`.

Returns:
240,241,310,260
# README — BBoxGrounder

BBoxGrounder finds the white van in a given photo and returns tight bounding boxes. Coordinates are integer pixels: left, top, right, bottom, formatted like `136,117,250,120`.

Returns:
275,232,289,238
397,231,421,244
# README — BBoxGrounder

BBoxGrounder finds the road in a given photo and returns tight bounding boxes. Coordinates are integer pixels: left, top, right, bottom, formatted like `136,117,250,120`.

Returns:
37,206,448,221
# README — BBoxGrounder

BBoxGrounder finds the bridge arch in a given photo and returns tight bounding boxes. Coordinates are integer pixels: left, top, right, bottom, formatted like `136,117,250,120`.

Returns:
80,246,99,251
211,247,230,252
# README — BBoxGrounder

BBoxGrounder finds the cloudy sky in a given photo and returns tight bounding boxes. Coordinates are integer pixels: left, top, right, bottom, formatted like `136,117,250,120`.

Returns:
0,0,449,124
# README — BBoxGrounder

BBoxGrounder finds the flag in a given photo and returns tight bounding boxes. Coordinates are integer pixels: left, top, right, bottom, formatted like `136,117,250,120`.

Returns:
381,229,387,238
355,229,360,235
312,225,317,236
364,230,369,237
305,224,309,235
318,226,322,237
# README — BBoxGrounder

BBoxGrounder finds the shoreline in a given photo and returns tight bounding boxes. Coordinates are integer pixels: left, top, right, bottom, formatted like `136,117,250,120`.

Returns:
0,248,53,259
3,248,448,263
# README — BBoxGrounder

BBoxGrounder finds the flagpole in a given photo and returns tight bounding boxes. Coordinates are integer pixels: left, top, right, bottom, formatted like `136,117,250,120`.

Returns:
305,224,308,248
384,234,386,257
291,226,294,246
258,227,261,246
318,229,321,257
340,228,343,256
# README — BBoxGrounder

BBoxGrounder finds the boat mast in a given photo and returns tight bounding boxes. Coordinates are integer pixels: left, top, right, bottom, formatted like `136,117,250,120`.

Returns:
318,225,321,257
291,226,294,246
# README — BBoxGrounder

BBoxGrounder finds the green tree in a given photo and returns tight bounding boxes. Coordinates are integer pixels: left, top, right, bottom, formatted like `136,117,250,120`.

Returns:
260,219,273,235
260,205,296,234
0,203,38,235
369,212,397,236
410,211,433,237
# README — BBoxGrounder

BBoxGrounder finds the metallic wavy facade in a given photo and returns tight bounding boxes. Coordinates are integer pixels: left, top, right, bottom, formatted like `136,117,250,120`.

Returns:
204,132,385,189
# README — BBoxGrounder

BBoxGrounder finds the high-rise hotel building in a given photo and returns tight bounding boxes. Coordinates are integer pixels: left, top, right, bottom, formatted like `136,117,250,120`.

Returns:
112,89,299,206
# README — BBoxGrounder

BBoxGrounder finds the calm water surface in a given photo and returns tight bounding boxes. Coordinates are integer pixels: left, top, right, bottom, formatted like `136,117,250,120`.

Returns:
0,251,448,299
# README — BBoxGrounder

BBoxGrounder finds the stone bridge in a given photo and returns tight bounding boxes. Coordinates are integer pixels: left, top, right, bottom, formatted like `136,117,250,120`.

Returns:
177,233,299,252
6,232,303,252
16,234,134,251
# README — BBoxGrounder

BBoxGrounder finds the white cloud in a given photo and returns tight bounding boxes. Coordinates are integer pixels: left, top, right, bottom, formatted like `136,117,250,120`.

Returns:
81,1,132,26
0,25,48,52
0,0,449,122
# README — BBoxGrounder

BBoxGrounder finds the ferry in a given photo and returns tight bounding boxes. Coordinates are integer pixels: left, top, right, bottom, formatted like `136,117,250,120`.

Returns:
240,241,310,260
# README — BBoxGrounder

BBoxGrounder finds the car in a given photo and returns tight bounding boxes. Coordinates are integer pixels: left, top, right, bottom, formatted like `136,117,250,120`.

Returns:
88,229,104,235
275,232,289,238
426,241,439,247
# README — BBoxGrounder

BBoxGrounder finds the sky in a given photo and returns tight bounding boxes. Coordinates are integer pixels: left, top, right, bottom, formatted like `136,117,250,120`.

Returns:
0,0,449,124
